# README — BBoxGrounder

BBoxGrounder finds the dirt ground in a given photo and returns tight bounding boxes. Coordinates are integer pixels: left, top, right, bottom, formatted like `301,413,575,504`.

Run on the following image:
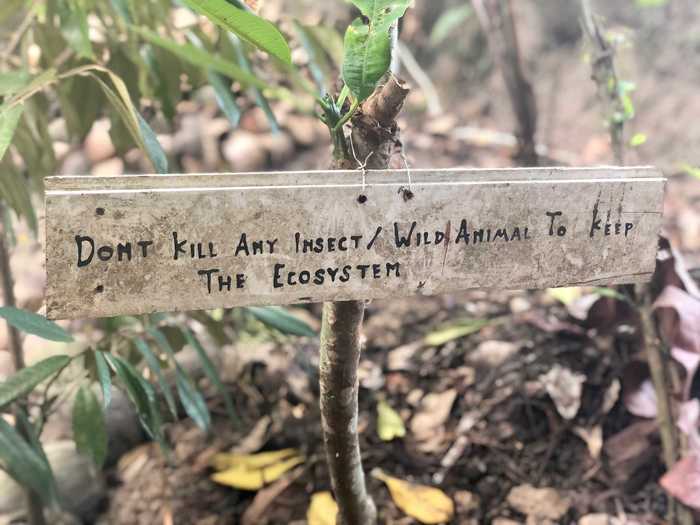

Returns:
9,1,700,524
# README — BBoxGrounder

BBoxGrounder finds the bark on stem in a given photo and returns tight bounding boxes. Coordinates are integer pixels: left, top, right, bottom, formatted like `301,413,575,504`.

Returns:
473,0,538,166
320,76,409,525
0,207,47,525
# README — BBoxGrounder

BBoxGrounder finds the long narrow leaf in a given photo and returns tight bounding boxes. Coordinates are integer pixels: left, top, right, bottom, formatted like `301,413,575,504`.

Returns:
94,351,112,408
149,328,210,431
182,0,291,64
136,112,168,174
0,104,24,162
0,355,71,410
246,306,317,337
230,34,279,132
0,418,55,504
72,386,108,468
0,307,73,342
134,27,270,91
134,337,178,419
182,327,238,423
207,71,242,128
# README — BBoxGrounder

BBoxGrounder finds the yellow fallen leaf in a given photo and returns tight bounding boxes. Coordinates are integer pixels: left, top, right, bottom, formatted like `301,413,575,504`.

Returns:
377,399,406,441
211,453,304,490
211,448,299,471
546,287,584,305
307,491,338,525
373,468,454,524
424,319,490,346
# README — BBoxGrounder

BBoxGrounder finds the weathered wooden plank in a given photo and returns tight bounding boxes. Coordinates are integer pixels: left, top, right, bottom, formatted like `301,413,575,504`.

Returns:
45,167,665,319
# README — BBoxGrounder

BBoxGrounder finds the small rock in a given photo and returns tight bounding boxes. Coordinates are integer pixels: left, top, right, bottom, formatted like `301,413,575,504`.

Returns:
492,519,522,525
84,119,115,163
284,116,321,147
509,296,531,314
259,132,295,165
59,150,90,175
579,514,623,525
91,157,124,177
506,484,570,521
468,340,519,368
538,365,586,420
454,490,480,514
222,131,267,172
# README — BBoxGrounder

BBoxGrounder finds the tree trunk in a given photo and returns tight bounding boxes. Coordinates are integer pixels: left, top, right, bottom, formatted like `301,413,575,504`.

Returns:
320,76,409,525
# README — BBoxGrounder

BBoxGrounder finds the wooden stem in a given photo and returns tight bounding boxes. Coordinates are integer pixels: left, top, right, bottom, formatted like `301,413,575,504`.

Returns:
0,208,47,525
473,0,538,166
320,75,409,525
319,301,376,525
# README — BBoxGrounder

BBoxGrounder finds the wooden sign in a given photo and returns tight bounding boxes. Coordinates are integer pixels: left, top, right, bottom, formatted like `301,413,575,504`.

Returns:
45,167,664,319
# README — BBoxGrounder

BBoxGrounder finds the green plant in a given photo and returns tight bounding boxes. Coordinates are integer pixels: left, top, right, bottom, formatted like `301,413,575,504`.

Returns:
0,0,412,523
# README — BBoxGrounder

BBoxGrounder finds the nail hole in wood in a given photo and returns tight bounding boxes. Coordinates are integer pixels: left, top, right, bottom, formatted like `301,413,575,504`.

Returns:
95,285,104,293
357,194,368,204
96,207,105,216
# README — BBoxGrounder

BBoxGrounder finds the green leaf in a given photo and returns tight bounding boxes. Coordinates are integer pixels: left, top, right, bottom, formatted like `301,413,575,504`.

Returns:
424,319,491,347
105,354,164,443
134,26,270,91
430,4,472,45
0,70,30,97
59,0,94,59
0,355,71,410
149,328,210,431
246,306,317,337
94,351,112,409
134,337,178,419
136,112,168,174
0,418,55,505
680,163,700,180
208,71,242,128
629,132,647,147
72,386,108,468
0,104,24,162
182,327,238,423
174,367,210,431
181,0,291,65
635,0,668,6
294,21,334,95
0,307,73,342
230,34,279,132
342,0,412,101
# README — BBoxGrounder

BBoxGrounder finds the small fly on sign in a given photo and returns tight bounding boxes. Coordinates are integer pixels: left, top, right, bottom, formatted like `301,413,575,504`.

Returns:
45,167,665,319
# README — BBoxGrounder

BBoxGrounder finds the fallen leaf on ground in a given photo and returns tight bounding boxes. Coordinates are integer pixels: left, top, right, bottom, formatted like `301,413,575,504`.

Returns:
424,319,490,346
372,468,454,524
579,514,624,525
506,484,570,520
467,340,518,368
377,399,406,441
211,448,299,471
242,465,305,525
539,365,586,420
660,454,700,510
210,448,304,490
573,426,603,459
229,416,271,454
307,491,338,525
547,287,584,305
410,389,457,441
654,286,700,353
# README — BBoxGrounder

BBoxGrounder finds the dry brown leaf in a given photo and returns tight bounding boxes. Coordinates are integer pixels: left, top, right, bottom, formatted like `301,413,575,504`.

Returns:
506,484,570,520
539,365,585,420
410,389,457,441
372,468,454,524
306,491,339,525
573,426,603,460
